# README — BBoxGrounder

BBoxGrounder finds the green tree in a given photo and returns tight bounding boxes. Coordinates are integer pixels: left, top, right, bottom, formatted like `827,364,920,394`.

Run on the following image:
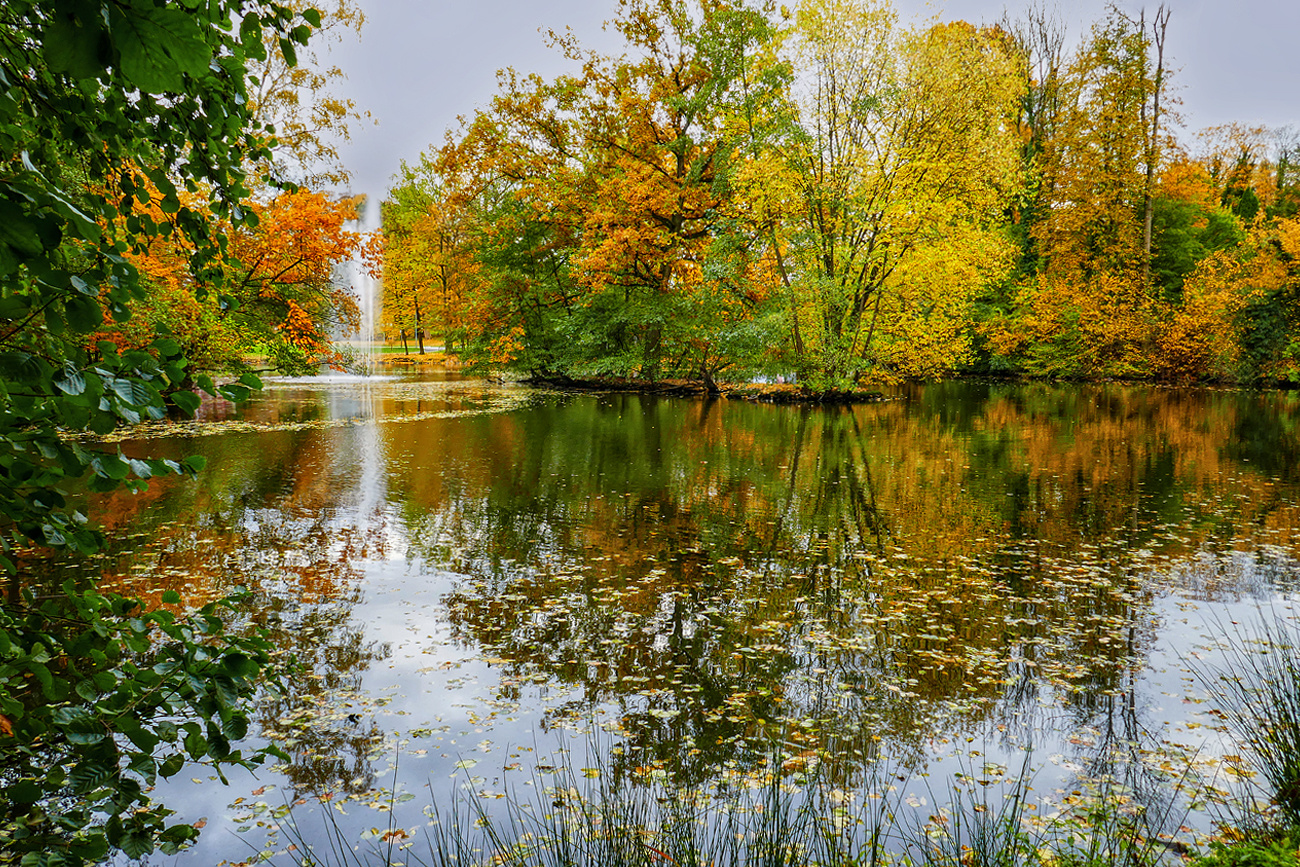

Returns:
0,0,318,862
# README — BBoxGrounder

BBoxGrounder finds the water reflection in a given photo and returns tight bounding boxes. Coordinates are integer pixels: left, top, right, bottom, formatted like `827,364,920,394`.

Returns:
59,379,1300,860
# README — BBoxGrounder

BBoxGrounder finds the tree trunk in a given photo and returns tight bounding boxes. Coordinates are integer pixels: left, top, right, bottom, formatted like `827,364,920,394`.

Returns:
1141,5,1170,292
413,293,426,354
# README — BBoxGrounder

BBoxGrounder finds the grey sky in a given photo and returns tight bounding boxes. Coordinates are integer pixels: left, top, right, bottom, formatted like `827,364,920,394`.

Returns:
325,0,1299,202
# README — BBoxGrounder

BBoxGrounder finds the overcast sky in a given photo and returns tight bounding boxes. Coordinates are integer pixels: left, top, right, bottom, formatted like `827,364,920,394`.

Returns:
323,0,1299,202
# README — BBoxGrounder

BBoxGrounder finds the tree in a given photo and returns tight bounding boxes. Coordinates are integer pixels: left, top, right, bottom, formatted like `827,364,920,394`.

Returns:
103,187,364,377
776,0,1023,386
401,0,789,384
1273,126,1300,218
1137,4,1171,289
1034,7,1155,281
1196,123,1275,222
1000,3,1069,281
1003,5,1175,377
246,0,372,186
0,0,320,862
557,0,788,384
221,189,363,372
382,162,478,355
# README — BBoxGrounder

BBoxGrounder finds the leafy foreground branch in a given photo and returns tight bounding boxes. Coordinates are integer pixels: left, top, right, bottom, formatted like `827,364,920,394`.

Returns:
0,587,284,864
0,0,326,863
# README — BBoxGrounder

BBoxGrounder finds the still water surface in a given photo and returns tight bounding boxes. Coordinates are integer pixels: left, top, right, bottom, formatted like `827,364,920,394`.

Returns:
62,376,1300,861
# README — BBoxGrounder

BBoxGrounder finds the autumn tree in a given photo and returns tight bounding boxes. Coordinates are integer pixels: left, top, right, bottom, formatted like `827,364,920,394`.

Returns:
1196,123,1275,222
246,0,372,186
1274,126,1300,218
1035,8,1157,280
561,0,790,385
400,0,789,384
1002,5,1175,377
1151,221,1286,381
417,80,585,372
1000,3,1069,281
108,189,363,376
227,190,363,370
772,0,1024,387
382,160,479,354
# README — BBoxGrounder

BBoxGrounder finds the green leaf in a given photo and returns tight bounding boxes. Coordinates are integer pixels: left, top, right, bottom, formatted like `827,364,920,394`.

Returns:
119,719,160,753
65,295,104,332
223,712,249,740
183,729,207,759
56,367,86,396
152,337,181,357
52,705,105,744
239,15,265,60
119,830,154,860
70,758,114,792
161,589,181,605
158,752,185,779
112,7,212,93
42,3,108,80
0,199,44,260
110,378,155,407
8,779,41,805
220,383,250,402
278,37,297,67
169,390,200,415
92,454,130,480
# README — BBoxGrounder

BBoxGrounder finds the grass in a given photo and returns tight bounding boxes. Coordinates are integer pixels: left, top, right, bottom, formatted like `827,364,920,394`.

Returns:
1189,606,1300,830
252,737,1203,867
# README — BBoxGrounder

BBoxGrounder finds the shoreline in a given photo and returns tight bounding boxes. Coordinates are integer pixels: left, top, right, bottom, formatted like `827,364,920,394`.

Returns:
521,374,889,404
359,350,1296,399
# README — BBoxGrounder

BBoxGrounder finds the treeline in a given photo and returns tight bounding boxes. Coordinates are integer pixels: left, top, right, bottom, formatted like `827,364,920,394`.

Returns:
382,0,1300,389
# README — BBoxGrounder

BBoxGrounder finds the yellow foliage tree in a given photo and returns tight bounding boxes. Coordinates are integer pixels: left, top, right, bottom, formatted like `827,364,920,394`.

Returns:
1004,6,1174,378
1152,220,1291,380
776,0,1023,386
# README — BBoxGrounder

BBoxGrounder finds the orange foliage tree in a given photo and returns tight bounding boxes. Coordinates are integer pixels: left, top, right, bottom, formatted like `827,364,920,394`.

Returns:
380,163,478,354
387,0,788,383
106,189,364,376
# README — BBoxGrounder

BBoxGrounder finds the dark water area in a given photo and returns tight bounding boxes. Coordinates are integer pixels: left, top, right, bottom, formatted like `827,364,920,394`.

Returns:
50,376,1300,862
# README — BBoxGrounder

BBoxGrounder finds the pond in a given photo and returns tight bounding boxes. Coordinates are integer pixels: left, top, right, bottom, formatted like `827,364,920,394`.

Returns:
49,375,1300,862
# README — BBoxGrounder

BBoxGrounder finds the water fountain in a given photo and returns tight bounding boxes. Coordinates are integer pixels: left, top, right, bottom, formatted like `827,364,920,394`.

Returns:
341,193,383,376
